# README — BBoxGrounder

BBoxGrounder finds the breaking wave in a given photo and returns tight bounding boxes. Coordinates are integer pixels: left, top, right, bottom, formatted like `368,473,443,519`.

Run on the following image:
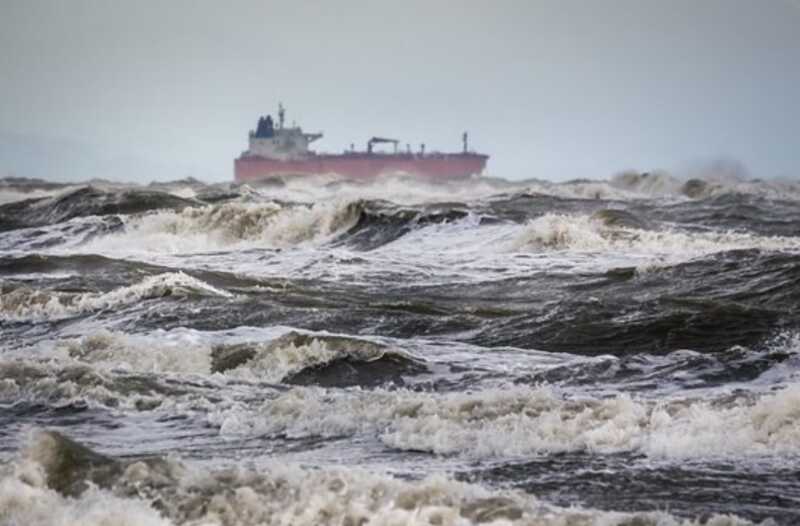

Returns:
0,187,73,206
609,170,800,201
4,174,800,524
3,329,424,393
0,186,196,232
0,430,755,526
510,212,800,258
79,200,364,253
213,331,427,386
0,272,231,321
212,384,800,460
0,360,189,410
63,330,213,376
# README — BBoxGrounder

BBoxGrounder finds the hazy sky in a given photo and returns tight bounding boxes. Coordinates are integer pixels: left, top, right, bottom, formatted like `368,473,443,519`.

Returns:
1,0,798,182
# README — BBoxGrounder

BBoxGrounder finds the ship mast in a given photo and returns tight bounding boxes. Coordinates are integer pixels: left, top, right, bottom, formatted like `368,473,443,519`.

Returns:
278,103,285,129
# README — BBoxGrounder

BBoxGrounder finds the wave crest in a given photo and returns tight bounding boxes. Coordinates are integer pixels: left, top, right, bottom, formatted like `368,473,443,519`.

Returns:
81,200,364,253
510,212,800,257
212,384,800,460
0,272,231,321
214,331,426,386
0,430,755,526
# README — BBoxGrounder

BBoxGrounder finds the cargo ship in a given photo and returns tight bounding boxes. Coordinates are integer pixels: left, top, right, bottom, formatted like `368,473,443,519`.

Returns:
234,105,489,182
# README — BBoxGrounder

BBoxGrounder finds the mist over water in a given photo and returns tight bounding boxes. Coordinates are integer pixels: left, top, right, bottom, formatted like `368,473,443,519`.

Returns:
2,172,800,525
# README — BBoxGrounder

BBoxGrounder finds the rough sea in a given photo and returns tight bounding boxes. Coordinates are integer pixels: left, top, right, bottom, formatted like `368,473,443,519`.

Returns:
1,172,799,525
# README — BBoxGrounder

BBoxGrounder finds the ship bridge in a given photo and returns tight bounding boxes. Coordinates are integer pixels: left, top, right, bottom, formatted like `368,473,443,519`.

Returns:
245,104,323,161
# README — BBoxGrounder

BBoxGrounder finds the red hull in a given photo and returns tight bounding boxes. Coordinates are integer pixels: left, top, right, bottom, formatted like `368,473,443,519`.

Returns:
234,153,488,182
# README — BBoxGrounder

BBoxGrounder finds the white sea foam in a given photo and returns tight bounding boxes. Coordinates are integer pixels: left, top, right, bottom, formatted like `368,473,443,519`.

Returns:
0,432,755,526
221,333,394,383
608,171,686,197
8,328,396,384
210,384,800,460
243,174,522,206
524,180,650,201
242,171,800,204
57,329,394,382
79,200,362,254
510,212,800,258
0,356,223,412
0,466,753,526
0,477,170,526
62,330,214,375
0,272,231,322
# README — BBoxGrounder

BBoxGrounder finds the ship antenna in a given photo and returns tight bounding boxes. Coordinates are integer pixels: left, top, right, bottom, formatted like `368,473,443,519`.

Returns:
278,103,285,129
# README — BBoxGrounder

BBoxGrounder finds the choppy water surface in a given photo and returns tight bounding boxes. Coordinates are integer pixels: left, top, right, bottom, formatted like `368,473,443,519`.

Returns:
1,173,800,525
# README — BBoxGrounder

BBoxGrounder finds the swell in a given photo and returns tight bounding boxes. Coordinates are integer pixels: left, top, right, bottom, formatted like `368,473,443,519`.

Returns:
514,333,800,392
0,186,198,232
487,190,800,237
466,452,800,523
0,215,125,253
24,250,792,357
467,249,800,355
639,193,800,237
608,170,800,201
0,253,167,277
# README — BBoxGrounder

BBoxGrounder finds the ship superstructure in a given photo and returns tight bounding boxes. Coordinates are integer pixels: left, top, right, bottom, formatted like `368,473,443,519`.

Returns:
234,104,488,182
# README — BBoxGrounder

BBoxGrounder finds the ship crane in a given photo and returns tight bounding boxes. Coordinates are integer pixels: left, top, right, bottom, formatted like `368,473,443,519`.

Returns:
367,137,399,154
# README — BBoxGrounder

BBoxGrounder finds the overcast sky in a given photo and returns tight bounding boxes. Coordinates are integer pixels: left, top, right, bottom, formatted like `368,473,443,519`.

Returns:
1,0,798,182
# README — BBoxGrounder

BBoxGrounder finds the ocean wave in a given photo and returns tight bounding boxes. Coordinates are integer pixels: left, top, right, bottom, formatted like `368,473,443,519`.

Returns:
609,171,685,197
237,171,800,203
215,331,427,386
518,341,800,393
211,384,800,460
79,200,364,253
510,212,800,258
490,172,800,203
0,215,124,254
0,187,73,206
609,170,800,201
642,192,800,237
0,430,755,526
71,329,426,387
0,272,231,322
235,172,522,206
476,250,800,355
5,329,424,391
64,330,213,375
0,360,172,410
338,202,471,251
0,186,197,232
